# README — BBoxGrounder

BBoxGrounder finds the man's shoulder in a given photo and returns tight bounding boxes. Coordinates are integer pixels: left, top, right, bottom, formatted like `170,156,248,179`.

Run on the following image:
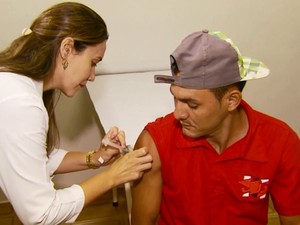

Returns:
147,113,177,129
255,110,297,136
243,100,298,138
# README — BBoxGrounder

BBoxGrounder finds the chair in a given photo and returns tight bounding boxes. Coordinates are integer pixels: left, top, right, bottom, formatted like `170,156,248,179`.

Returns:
87,70,173,223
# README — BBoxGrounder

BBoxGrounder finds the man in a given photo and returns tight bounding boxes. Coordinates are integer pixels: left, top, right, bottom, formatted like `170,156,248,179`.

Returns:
131,30,300,225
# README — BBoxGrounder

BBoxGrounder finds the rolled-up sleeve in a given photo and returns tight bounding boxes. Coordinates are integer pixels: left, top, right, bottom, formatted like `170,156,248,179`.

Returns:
48,148,68,176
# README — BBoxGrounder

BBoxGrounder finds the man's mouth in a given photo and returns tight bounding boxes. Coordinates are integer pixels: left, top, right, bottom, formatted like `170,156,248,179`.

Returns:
180,121,192,128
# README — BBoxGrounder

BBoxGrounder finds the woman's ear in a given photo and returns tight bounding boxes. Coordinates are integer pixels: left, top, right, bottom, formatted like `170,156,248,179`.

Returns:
59,37,74,59
226,88,242,112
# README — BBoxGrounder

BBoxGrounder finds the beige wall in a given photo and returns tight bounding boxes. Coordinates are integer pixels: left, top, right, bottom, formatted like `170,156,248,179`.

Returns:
0,0,299,202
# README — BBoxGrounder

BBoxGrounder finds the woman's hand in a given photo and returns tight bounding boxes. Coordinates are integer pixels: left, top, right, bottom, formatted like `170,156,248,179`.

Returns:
106,147,152,186
93,126,128,166
105,126,127,148
80,146,152,206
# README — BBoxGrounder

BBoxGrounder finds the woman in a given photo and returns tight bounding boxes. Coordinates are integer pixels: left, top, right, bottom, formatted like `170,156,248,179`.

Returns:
0,2,152,224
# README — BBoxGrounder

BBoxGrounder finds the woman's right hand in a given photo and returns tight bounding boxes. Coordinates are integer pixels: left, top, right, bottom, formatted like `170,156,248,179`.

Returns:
81,146,152,206
106,147,152,186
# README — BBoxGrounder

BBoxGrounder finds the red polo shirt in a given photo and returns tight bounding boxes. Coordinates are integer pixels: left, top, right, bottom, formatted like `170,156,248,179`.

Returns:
145,100,300,225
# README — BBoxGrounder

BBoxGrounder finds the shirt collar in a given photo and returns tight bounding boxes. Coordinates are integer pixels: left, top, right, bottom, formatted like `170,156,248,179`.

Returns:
174,100,268,162
32,79,44,97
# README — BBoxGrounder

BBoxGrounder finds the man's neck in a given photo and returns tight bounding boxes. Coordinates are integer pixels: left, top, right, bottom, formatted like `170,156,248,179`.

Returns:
206,108,249,154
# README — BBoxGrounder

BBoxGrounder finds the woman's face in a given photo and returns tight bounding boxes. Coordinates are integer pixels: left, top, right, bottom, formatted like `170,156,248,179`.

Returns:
58,40,107,97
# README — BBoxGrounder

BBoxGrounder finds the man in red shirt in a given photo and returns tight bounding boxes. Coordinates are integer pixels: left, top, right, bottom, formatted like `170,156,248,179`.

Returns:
131,30,300,225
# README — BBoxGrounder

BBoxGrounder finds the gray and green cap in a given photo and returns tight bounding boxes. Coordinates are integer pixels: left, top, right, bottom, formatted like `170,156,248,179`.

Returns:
155,30,270,89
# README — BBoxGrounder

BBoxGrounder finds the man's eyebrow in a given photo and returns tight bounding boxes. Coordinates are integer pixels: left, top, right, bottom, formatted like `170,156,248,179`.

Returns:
180,97,199,104
171,92,198,103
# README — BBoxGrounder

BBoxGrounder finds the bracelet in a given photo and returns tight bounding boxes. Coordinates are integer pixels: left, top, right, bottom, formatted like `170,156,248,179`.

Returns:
86,151,100,169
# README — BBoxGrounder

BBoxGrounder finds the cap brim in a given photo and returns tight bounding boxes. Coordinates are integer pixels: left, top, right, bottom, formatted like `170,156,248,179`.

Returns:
240,56,270,81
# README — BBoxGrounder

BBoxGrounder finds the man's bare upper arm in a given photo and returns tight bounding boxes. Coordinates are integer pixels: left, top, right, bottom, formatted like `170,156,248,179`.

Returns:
279,214,300,225
131,129,162,225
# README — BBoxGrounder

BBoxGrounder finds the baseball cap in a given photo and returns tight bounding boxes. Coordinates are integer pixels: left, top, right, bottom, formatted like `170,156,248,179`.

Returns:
154,30,270,89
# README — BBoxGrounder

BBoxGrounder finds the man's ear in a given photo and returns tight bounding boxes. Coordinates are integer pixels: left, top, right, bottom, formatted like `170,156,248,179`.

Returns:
226,89,242,112
59,37,74,59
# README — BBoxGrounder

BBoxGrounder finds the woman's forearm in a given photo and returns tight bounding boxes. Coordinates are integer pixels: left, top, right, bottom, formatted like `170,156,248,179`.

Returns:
55,151,93,173
81,148,152,206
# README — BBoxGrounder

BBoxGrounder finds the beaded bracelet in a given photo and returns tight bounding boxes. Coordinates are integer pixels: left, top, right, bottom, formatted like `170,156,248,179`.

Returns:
86,151,100,169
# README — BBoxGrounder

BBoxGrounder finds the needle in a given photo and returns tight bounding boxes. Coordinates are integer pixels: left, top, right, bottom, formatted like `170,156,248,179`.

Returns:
101,138,132,154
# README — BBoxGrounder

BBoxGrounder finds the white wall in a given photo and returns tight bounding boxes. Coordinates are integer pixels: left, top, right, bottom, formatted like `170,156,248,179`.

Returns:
0,0,299,202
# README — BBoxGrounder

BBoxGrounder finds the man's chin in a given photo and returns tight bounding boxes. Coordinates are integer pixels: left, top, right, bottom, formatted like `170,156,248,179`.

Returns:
182,128,196,138
182,128,204,139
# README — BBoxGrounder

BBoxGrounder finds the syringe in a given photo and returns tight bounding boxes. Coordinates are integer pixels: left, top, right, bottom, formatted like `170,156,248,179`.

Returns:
101,138,132,154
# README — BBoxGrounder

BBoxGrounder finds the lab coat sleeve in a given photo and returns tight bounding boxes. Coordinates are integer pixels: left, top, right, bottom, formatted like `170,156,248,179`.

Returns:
0,94,84,225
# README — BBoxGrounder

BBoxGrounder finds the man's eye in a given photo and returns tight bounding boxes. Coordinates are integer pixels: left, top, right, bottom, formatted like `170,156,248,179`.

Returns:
188,104,198,109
